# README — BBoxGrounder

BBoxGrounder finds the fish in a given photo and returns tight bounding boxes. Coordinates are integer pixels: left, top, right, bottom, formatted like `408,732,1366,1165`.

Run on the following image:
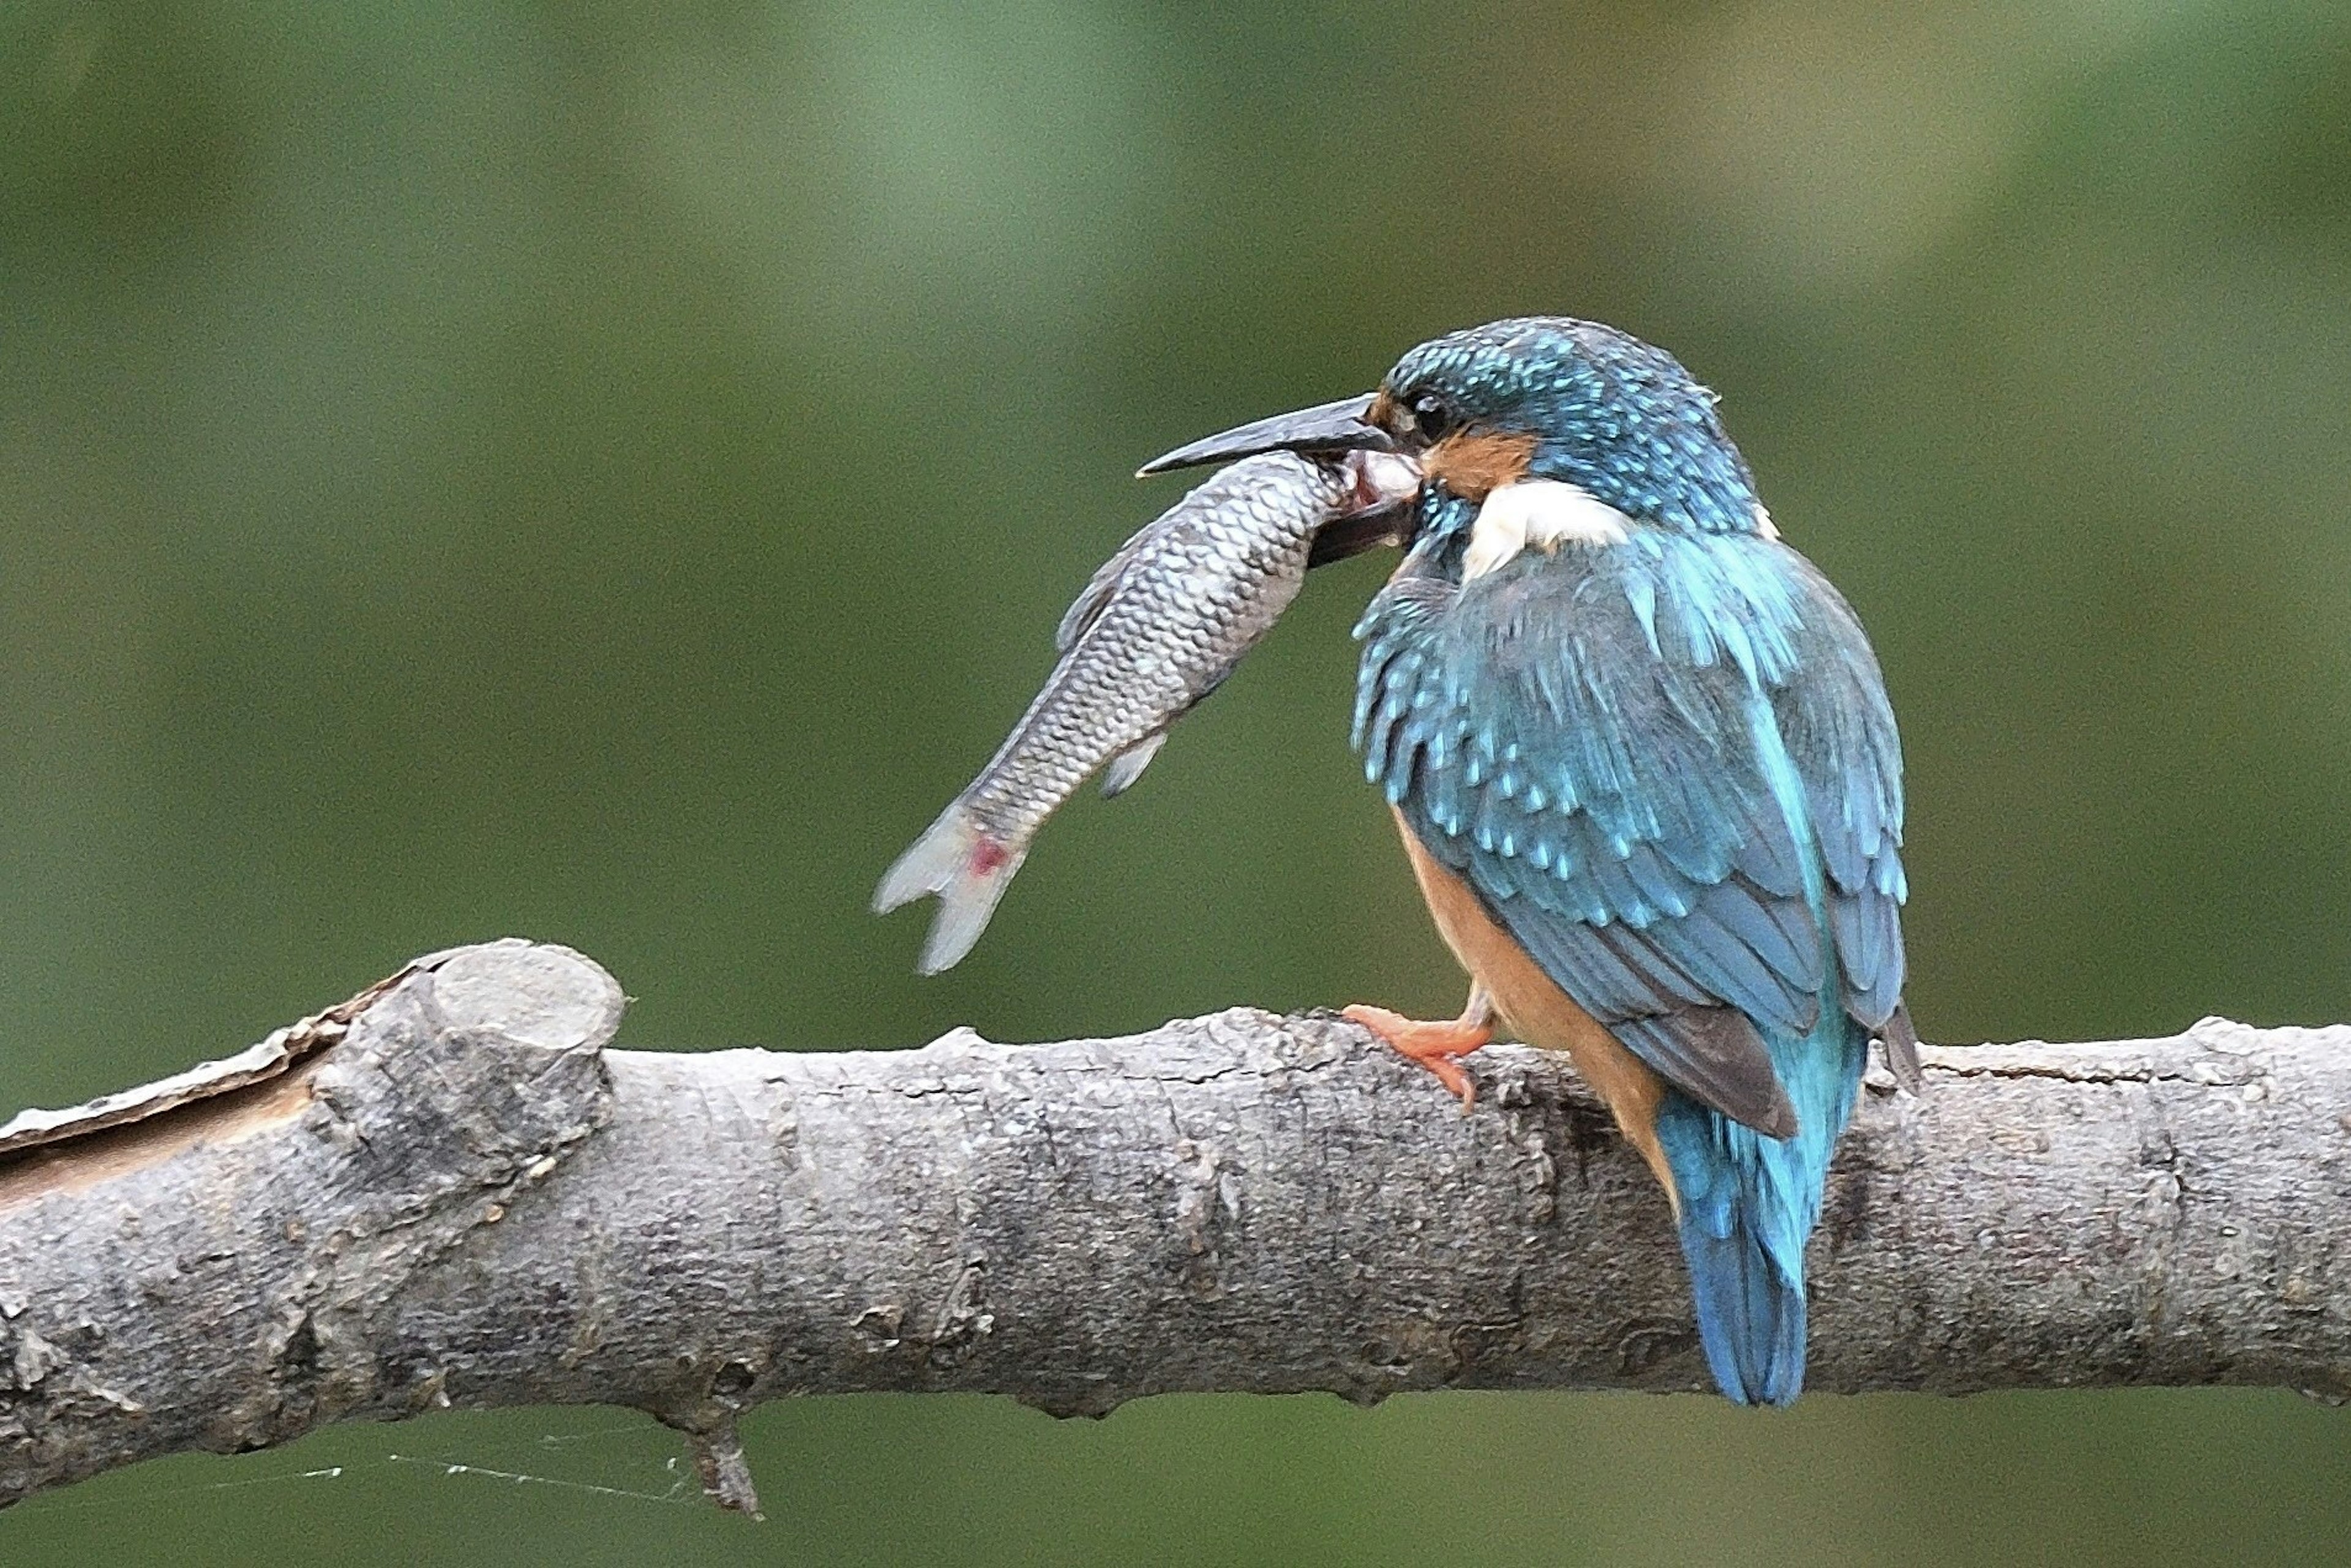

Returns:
875,448,1420,973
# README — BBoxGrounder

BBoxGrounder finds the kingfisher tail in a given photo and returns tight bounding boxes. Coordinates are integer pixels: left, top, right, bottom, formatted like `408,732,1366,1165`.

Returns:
1671,1166,1810,1406
1655,1012,1867,1406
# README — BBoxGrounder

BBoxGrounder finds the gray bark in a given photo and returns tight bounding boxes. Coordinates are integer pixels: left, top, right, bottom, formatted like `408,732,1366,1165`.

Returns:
0,940,2344,1517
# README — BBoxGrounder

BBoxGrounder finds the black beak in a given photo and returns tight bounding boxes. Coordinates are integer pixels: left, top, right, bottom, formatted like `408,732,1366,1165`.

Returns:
1136,392,1395,478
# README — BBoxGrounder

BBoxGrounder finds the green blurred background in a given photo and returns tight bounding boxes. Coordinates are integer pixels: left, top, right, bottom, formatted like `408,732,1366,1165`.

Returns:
5,0,2351,1561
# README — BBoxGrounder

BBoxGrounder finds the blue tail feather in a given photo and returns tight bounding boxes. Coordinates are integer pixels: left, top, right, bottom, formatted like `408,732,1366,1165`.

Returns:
1655,1010,1865,1406
1676,1190,1809,1406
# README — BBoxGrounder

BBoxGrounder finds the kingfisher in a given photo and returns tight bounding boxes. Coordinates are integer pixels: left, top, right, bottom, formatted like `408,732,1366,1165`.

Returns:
1139,316,1920,1405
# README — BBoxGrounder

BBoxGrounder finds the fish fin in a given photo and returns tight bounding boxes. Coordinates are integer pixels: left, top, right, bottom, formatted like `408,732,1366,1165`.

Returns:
1054,532,1147,652
1876,1000,1924,1093
873,805,1030,973
1100,733,1167,798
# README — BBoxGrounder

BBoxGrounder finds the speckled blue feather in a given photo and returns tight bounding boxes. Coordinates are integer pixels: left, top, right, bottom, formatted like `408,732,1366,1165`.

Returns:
1355,317,1909,1403
1387,318,1766,535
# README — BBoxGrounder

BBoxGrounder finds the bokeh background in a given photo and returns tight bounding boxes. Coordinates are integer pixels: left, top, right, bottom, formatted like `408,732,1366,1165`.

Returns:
5,0,2351,1562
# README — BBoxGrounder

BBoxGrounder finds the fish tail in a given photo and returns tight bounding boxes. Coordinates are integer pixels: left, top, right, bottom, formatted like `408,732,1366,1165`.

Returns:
872,805,1029,974
1656,1011,1867,1406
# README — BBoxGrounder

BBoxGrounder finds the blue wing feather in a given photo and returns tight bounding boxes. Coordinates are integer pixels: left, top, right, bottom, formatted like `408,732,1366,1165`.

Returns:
1358,528,1905,1127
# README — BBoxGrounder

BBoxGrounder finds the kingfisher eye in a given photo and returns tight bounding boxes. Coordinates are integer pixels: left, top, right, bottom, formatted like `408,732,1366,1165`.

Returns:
1409,392,1455,441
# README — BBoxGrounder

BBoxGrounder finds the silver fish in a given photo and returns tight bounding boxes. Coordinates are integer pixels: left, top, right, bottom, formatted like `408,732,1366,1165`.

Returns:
875,448,1420,973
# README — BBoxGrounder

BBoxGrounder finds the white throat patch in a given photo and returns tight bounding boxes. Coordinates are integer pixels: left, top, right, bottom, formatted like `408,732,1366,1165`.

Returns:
1461,479,1633,582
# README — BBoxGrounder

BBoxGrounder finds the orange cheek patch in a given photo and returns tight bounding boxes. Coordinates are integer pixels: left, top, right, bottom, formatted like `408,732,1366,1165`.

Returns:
1422,430,1538,501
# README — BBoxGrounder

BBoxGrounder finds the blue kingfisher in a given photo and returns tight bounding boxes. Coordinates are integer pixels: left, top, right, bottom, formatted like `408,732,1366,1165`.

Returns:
1142,315,1919,1405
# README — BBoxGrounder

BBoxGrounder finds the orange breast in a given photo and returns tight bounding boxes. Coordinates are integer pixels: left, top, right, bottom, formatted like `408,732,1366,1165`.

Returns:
1392,809,1677,1204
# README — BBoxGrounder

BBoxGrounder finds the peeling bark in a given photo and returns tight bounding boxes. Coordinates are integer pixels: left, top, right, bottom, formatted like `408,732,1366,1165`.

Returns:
0,940,2344,1515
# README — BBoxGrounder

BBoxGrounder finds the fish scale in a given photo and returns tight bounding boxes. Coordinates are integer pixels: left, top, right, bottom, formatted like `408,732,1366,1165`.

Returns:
876,449,1418,973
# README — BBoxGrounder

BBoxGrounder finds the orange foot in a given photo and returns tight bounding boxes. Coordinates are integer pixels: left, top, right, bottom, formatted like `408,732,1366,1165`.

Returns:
1343,994,1493,1112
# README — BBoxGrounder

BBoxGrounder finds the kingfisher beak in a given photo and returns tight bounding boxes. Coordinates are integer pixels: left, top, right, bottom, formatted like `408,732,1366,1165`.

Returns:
1136,392,1395,477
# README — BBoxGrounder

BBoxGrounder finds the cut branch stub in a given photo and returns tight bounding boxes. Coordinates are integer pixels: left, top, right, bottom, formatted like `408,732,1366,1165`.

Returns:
0,940,621,1504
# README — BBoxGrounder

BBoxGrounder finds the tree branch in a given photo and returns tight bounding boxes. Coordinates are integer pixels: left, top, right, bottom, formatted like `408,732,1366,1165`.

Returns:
0,940,2343,1515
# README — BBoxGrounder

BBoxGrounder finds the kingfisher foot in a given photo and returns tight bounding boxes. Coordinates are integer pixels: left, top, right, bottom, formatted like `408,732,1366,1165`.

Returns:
1343,1000,1493,1112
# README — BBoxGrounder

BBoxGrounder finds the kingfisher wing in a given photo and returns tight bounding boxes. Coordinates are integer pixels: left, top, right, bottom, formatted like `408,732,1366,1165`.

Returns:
1356,538,1906,1135
1766,587,1909,1035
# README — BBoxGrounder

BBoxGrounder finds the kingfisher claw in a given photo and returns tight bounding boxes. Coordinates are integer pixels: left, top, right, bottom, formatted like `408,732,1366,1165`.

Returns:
1343,1002,1493,1111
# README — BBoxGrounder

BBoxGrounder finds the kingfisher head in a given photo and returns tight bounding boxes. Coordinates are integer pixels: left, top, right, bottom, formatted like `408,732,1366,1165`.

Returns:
1141,317,1772,554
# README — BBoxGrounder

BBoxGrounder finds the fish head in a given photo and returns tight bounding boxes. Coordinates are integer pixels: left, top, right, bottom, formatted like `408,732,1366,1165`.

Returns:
1138,398,1422,569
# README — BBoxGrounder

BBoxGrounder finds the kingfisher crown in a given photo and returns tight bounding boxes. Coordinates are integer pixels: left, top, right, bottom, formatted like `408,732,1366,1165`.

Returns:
1379,317,1764,536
